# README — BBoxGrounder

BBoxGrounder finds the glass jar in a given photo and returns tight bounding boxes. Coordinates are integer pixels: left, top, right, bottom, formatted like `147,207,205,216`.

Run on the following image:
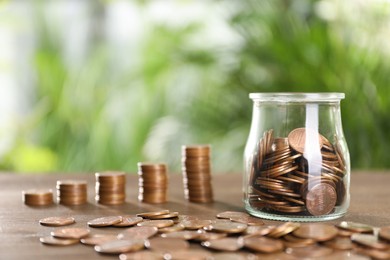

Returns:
244,93,350,222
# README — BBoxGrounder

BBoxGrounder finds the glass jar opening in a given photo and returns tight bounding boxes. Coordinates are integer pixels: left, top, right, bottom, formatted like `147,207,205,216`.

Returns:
249,93,345,103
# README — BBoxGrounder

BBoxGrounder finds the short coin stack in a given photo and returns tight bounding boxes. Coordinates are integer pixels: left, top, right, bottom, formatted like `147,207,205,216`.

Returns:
182,145,213,203
57,180,87,206
137,163,168,203
95,171,126,205
23,189,53,206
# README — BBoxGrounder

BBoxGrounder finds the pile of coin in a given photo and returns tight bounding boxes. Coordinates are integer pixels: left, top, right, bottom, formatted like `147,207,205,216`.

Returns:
137,163,168,204
182,145,213,203
95,171,126,205
57,180,87,206
249,128,346,216
38,210,390,260
23,189,53,206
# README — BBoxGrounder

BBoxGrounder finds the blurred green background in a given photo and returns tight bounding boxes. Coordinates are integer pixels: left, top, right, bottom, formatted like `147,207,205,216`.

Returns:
0,0,389,174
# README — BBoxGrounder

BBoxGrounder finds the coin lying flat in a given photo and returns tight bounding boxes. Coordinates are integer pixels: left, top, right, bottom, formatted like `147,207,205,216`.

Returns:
80,234,118,246
40,236,79,246
195,232,227,242
209,222,247,234
113,217,143,227
182,220,212,230
88,216,123,227
51,227,90,239
145,237,189,252
292,224,338,242
337,221,374,233
229,215,264,226
136,210,170,218
379,226,390,241
117,226,158,240
158,223,185,233
323,237,355,250
148,212,179,220
137,220,174,228
285,245,333,258
161,230,202,240
95,239,144,254
39,216,75,227
351,234,390,250
164,249,213,260
216,211,249,219
201,237,244,252
119,251,164,260
244,236,284,253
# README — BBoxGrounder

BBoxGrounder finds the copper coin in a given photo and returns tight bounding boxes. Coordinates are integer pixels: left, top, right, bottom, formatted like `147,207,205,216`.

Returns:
51,227,90,239
118,226,158,240
158,223,185,233
145,237,189,252
40,236,79,246
337,221,374,233
39,216,75,227
161,230,202,240
230,215,264,226
137,210,170,218
323,237,354,250
355,248,390,260
195,232,227,242
182,220,212,230
148,212,179,220
137,220,174,228
244,225,276,236
285,244,333,258
119,251,163,260
113,217,144,227
201,237,244,252
351,234,390,250
23,189,53,206
80,234,118,246
216,211,249,219
288,128,323,153
268,222,300,238
88,216,123,227
164,249,213,260
379,226,390,241
56,180,87,187
244,236,284,253
305,183,336,216
95,239,144,254
293,224,338,242
209,222,247,234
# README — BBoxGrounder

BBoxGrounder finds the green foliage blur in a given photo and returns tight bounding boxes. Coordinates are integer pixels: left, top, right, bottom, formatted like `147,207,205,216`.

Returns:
2,0,390,173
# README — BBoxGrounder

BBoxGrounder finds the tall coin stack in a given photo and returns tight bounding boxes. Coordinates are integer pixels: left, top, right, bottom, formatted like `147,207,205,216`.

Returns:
95,172,126,205
137,163,168,204
182,145,213,203
56,180,87,206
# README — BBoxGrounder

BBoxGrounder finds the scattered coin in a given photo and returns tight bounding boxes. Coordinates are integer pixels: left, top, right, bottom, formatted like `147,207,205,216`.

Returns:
148,212,179,220
379,226,390,242
161,230,202,240
80,234,118,246
137,220,174,228
164,249,213,260
113,216,143,227
229,215,264,226
268,222,300,238
351,233,390,250
209,222,247,234
40,236,79,246
145,237,189,252
195,232,228,242
285,244,333,258
95,239,144,254
39,216,75,227
119,251,164,260
337,221,374,233
137,210,170,218
158,223,185,233
323,237,355,250
243,236,284,253
88,216,123,227
201,237,244,252
292,223,338,242
51,227,90,239
216,211,249,219
118,226,158,240
182,220,212,230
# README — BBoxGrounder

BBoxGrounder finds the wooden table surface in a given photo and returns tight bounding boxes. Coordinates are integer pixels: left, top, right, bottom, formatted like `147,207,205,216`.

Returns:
0,171,389,259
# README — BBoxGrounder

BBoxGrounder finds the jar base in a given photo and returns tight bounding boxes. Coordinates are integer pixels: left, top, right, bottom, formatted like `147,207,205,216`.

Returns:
245,205,346,222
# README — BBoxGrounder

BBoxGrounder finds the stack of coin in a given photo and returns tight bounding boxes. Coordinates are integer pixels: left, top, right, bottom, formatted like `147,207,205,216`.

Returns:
249,128,346,216
182,145,213,203
57,180,87,206
23,189,53,206
137,163,168,204
95,171,126,205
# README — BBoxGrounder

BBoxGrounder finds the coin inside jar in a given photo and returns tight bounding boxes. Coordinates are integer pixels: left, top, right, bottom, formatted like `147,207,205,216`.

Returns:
305,183,337,216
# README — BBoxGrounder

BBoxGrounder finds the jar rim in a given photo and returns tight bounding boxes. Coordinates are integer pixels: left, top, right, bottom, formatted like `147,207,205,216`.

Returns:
249,92,345,102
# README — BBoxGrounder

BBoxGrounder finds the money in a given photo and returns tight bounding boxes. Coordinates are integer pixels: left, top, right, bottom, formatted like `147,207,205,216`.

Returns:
56,180,87,206
23,189,53,206
95,171,126,205
137,163,168,204
248,128,347,216
39,216,75,227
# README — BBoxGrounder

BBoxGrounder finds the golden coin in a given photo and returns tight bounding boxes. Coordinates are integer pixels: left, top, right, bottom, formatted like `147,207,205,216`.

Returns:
145,237,189,252
161,230,202,240
285,245,333,258
243,236,284,253
323,237,354,250
117,226,158,240
337,221,374,233
216,211,249,219
292,224,338,242
113,217,143,227
119,251,163,260
351,234,390,250
137,219,174,228
51,227,90,239
94,239,144,254
305,183,336,216
39,216,75,227
201,237,244,252
288,128,323,153
80,234,118,246
39,236,79,246
182,220,212,230
136,210,170,218
88,216,123,227
209,222,247,234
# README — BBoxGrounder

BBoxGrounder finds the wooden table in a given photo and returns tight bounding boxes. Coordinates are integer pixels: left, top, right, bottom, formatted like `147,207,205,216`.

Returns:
0,171,389,259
